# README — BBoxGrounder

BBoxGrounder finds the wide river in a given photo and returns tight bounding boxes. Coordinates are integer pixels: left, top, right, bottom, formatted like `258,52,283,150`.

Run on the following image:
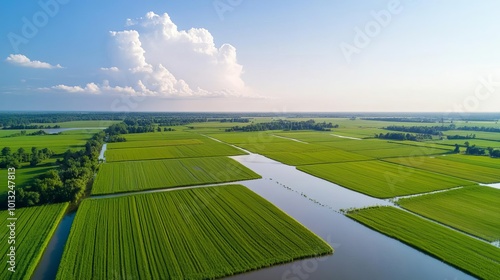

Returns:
32,147,476,279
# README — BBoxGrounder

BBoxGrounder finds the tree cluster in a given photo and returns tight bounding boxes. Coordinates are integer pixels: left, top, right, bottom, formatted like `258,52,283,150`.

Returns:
385,125,454,135
225,120,337,132
446,134,476,140
0,147,54,168
463,142,486,156
15,131,105,208
456,126,500,133
362,117,436,123
374,132,432,141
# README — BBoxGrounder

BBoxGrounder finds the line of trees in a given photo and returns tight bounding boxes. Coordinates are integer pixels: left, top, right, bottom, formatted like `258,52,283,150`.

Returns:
384,125,455,135
225,120,338,132
2,124,60,130
15,131,105,208
456,126,500,133
362,117,436,123
0,147,54,168
446,134,476,140
374,132,432,141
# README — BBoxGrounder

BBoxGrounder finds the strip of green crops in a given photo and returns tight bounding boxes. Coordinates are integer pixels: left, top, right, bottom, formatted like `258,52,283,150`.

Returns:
264,149,372,165
347,207,500,280
297,160,473,198
92,157,261,195
398,186,500,242
107,138,204,149
384,156,500,183
57,185,333,280
106,143,246,162
439,154,500,170
0,203,68,280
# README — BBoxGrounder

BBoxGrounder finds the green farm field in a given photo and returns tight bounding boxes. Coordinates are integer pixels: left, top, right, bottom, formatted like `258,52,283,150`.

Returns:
92,157,261,195
57,185,332,280
398,186,500,242
431,139,500,149
384,156,500,183
350,145,450,159
30,120,121,128
0,203,68,280
206,131,291,144
347,207,500,280
297,160,473,198
439,154,500,169
1,132,95,155
263,149,372,166
105,142,246,162
107,138,204,149
444,130,500,141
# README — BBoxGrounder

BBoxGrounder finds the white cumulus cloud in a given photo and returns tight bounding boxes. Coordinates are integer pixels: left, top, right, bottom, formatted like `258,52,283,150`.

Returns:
50,11,250,97
6,54,63,69
100,67,119,72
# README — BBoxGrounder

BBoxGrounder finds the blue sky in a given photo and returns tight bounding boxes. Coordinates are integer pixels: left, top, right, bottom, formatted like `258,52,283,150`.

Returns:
1,0,500,112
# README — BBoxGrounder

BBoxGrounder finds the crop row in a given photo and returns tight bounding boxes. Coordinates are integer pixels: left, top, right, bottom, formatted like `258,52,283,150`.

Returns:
92,157,261,195
384,156,500,183
107,139,204,149
57,185,333,279
297,160,473,198
105,142,246,162
398,186,500,242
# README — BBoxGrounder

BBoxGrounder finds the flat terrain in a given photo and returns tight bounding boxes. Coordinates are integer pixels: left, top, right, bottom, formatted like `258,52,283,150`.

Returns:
0,203,68,280
384,156,500,183
92,157,261,195
57,185,332,280
347,207,500,280
398,186,500,242
297,160,473,198
105,143,246,162
1,131,96,154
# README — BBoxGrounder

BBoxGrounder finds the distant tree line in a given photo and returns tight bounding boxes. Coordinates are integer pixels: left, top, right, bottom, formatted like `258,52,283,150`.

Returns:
456,126,500,133
0,147,54,168
446,134,476,140
374,132,432,141
362,117,437,123
384,125,455,135
0,113,125,128
225,120,338,132
14,131,105,208
2,130,52,138
2,124,60,130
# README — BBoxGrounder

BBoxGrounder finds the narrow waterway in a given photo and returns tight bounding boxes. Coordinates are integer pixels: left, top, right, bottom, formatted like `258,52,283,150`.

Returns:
32,141,477,280
31,212,76,280
227,153,476,280
43,127,107,134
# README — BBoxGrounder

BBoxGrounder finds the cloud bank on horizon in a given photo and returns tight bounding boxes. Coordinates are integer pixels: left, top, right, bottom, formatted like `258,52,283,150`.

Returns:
47,12,249,98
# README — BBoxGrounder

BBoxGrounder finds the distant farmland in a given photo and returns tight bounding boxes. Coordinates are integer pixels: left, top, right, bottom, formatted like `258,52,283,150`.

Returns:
57,185,333,279
92,157,261,195
105,143,246,162
297,160,473,198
